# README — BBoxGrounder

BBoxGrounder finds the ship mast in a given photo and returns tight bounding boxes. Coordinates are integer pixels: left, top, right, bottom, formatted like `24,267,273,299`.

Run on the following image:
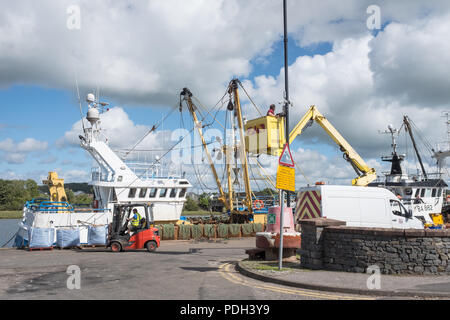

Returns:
404,116,428,180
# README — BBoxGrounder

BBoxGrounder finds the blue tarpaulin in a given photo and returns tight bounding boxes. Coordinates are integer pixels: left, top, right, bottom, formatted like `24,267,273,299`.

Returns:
56,228,80,248
88,225,108,245
28,227,55,248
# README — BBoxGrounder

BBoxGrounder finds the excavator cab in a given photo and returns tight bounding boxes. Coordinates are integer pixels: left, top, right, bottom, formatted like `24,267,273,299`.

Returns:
108,203,160,253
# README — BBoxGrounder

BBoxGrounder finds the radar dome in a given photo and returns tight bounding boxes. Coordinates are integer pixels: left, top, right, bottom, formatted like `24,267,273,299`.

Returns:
87,107,100,125
86,93,96,103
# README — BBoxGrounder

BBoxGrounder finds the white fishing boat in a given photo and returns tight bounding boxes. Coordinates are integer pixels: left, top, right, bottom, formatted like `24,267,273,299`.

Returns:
15,93,191,247
369,116,448,227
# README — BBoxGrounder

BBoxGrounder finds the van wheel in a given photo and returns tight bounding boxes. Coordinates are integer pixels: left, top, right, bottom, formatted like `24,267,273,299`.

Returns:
146,241,157,252
111,241,122,252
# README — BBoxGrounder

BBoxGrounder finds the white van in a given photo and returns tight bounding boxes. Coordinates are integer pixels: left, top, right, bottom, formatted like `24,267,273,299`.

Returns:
295,185,424,229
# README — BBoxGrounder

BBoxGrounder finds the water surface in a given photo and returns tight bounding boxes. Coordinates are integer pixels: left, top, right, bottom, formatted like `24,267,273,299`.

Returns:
0,219,20,248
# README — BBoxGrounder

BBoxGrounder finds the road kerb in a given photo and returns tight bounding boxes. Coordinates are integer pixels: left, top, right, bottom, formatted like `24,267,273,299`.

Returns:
236,261,450,299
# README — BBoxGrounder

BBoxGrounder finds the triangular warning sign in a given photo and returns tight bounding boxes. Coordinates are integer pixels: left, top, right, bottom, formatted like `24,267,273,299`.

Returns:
278,144,295,167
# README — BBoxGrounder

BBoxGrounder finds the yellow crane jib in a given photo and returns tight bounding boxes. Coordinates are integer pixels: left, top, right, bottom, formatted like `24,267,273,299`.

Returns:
42,171,68,202
244,105,377,186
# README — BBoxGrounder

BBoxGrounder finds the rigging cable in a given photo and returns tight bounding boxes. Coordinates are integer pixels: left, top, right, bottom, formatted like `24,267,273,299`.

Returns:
237,80,263,118
123,102,180,159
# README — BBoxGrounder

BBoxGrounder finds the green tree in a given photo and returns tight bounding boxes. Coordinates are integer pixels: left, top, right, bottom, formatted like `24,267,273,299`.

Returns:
184,197,199,211
198,193,210,210
65,189,75,203
74,193,93,205
0,179,42,210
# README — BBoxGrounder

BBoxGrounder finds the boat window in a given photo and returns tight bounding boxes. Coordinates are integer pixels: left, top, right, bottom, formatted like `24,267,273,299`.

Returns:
438,189,442,197
169,188,177,198
139,188,147,198
113,188,117,202
425,189,432,197
159,188,168,198
432,189,437,197
405,188,412,196
179,188,187,198
149,188,157,198
117,176,123,182
414,189,420,197
420,189,425,197
128,188,137,198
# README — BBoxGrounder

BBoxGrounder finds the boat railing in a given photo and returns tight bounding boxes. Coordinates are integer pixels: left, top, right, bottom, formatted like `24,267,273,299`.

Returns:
435,141,450,153
91,167,114,182
114,149,183,180
25,200,110,214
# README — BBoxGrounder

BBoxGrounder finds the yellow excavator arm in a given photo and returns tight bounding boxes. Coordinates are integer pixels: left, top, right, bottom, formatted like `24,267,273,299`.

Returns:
289,105,377,186
42,171,68,202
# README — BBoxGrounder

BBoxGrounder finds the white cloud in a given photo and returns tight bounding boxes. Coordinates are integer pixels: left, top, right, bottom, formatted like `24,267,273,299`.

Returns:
57,106,170,151
1,0,449,107
2,0,450,186
0,138,48,164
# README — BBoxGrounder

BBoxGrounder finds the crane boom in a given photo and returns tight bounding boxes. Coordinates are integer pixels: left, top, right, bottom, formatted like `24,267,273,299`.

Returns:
180,88,229,210
288,105,377,186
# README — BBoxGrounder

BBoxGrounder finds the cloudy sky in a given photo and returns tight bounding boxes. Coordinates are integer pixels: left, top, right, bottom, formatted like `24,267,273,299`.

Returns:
0,0,449,191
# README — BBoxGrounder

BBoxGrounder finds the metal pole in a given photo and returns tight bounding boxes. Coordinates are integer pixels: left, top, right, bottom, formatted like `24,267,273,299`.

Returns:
283,0,290,209
278,189,285,270
279,0,289,271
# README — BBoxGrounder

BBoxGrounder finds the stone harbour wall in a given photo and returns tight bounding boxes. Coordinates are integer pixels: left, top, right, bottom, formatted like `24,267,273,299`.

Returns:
298,218,450,275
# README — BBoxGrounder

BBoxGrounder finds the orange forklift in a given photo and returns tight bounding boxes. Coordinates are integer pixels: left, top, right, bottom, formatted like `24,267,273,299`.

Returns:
108,203,160,252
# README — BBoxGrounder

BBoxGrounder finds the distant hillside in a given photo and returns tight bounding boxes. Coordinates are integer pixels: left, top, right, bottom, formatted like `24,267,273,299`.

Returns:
38,182,92,194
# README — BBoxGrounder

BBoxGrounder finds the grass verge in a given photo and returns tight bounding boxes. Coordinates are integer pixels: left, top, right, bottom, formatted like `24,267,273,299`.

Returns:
241,260,302,272
181,210,223,216
0,211,22,219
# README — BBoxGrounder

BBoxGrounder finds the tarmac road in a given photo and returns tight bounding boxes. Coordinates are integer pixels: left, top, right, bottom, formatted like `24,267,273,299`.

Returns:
0,238,375,300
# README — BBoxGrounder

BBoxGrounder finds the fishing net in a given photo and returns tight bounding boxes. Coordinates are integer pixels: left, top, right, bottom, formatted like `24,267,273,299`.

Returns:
217,224,229,238
252,223,263,233
191,224,203,240
179,224,191,240
162,224,175,240
203,224,215,238
229,224,241,237
241,224,254,236
155,225,163,239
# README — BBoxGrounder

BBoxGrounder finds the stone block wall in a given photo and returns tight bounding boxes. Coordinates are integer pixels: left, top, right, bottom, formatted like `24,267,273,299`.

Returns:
298,218,450,275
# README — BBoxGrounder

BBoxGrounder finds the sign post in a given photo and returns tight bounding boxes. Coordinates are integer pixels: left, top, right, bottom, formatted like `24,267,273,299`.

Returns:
276,143,295,270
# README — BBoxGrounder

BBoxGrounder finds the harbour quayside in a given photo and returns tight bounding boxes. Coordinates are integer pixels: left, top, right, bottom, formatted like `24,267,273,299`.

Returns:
14,93,192,248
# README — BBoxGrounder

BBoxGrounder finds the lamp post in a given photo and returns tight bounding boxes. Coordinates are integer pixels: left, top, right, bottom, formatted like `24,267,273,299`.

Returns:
279,0,290,271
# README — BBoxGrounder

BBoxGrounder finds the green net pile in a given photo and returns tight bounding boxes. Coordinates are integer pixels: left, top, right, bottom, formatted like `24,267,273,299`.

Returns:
162,224,175,240
229,224,241,237
191,225,203,240
203,224,215,238
241,223,254,236
252,223,263,233
179,224,191,240
217,224,229,238
155,225,163,239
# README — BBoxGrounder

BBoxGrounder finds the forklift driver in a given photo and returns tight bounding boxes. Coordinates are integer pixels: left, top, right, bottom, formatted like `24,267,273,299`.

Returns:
126,208,142,235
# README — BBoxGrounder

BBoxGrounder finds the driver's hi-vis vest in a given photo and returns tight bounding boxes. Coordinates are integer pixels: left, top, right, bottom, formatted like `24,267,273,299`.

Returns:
131,212,142,227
